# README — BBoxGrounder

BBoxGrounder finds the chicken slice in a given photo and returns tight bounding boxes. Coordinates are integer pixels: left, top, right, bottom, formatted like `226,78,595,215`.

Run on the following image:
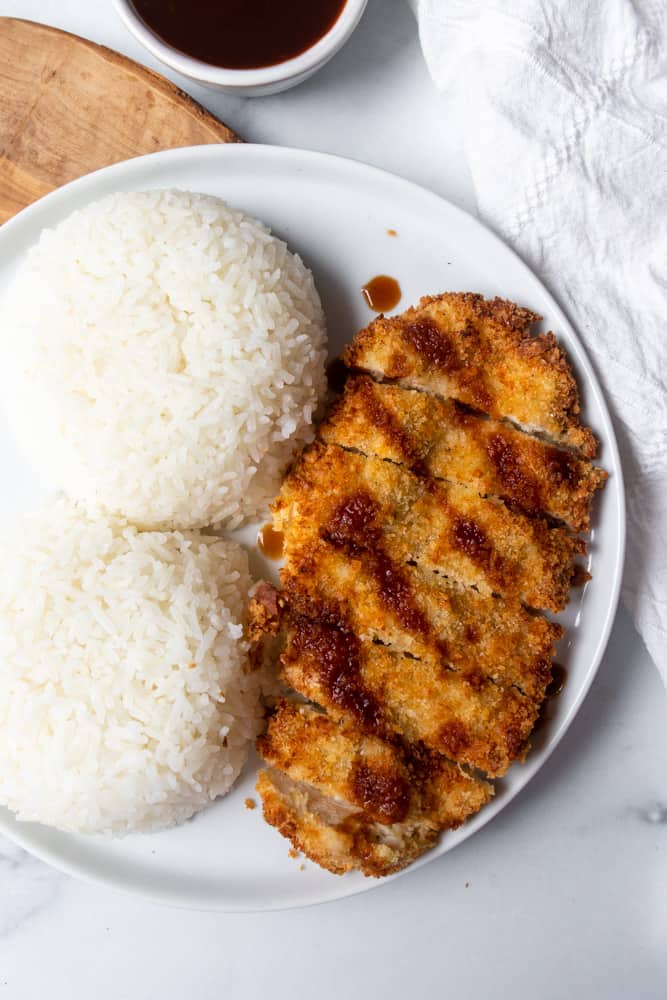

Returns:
342,293,597,457
274,441,585,612
256,699,491,877
280,614,540,777
320,376,607,532
280,539,560,701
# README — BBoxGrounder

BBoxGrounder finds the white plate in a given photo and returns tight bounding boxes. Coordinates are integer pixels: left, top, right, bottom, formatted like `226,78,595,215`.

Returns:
0,145,625,911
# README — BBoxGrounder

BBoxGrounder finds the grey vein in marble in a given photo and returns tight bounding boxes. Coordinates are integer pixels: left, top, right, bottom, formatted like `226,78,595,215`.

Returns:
0,837,63,939
638,803,667,825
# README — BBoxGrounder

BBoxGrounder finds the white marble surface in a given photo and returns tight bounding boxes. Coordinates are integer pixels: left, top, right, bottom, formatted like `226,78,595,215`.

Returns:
0,1,665,997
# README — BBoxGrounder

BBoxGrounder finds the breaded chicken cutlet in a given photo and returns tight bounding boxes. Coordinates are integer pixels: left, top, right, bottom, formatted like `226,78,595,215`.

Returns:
250,587,540,777
257,699,491,877
273,441,585,612
320,376,607,533
280,539,559,701
255,292,607,878
342,293,598,457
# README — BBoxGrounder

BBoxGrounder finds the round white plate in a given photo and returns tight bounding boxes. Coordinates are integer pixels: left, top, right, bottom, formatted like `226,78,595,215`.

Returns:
0,145,624,911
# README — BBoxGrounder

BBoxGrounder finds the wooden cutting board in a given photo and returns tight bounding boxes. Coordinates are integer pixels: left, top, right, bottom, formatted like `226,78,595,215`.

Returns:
0,17,240,224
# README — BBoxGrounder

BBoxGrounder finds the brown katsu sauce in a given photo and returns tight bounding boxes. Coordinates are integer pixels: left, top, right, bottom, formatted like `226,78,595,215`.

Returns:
486,433,542,512
322,491,378,557
322,492,433,638
350,760,410,824
403,317,456,370
358,380,429,477
572,563,592,587
452,515,492,567
546,663,567,698
545,445,579,487
362,275,402,312
131,0,348,69
257,523,284,560
534,663,568,731
289,618,384,733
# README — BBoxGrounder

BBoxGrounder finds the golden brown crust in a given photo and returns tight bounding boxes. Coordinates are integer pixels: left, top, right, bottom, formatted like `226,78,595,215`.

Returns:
253,291,606,877
256,700,491,877
280,616,539,777
342,293,598,457
258,700,411,825
247,581,282,641
257,768,445,877
274,441,584,613
280,538,559,701
321,376,607,532
257,769,359,876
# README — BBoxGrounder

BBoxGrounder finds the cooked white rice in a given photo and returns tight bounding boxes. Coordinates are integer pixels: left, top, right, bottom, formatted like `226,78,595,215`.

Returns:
0,497,261,835
1,189,326,530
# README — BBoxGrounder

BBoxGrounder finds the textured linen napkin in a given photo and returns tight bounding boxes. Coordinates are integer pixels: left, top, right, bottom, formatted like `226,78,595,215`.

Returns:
409,0,667,684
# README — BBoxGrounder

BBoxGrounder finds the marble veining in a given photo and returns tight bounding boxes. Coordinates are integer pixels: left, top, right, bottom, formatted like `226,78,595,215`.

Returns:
0,840,63,939
638,802,667,824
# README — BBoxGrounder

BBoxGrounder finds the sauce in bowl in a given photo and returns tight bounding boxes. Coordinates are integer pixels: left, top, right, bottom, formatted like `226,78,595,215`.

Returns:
131,0,348,69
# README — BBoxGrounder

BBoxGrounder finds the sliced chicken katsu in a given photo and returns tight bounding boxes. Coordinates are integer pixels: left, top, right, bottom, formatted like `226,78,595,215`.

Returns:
280,614,540,777
281,538,560,700
251,292,606,878
342,293,597,457
321,376,607,532
274,441,584,612
256,699,491,876
248,585,540,776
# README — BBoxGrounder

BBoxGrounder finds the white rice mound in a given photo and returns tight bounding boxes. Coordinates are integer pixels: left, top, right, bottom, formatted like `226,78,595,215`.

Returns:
2,189,327,530
0,497,262,835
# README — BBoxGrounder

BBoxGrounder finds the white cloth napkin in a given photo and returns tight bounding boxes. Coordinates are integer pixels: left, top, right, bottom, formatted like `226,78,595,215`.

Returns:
409,0,667,684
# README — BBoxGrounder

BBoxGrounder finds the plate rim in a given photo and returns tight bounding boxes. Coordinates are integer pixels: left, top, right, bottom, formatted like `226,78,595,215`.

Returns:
0,143,626,911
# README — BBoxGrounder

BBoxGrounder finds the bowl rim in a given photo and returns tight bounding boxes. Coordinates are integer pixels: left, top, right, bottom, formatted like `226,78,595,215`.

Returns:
113,0,368,86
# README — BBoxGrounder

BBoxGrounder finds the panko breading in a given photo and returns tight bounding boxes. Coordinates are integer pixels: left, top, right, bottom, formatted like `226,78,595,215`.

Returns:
257,700,491,876
281,538,559,700
280,614,540,777
273,442,584,612
254,291,607,878
342,293,597,457
321,376,607,532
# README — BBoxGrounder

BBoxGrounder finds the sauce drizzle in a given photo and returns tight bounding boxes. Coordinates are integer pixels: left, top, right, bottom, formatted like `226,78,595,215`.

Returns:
362,275,401,313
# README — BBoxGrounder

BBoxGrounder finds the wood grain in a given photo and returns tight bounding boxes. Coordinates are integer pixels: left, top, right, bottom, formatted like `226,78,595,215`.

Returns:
0,17,240,224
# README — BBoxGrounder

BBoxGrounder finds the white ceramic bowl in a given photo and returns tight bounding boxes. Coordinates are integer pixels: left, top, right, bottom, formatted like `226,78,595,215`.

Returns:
113,0,368,96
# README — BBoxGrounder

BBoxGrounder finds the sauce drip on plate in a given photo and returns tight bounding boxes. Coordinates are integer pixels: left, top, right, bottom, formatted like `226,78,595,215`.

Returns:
132,0,348,70
545,663,567,698
534,664,568,731
362,275,401,313
257,523,284,560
